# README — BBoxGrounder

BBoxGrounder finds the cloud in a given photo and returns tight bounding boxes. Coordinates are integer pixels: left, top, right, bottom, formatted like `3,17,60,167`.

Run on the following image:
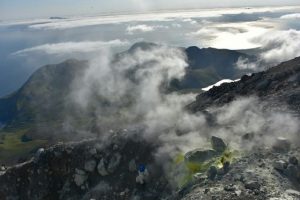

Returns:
280,13,300,19
127,24,154,34
202,79,239,91
12,40,129,56
189,21,273,49
252,29,300,63
19,6,300,30
235,57,261,70
126,24,168,34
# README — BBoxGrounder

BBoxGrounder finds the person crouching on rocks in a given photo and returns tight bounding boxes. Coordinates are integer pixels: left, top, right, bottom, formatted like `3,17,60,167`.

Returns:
136,164,149,185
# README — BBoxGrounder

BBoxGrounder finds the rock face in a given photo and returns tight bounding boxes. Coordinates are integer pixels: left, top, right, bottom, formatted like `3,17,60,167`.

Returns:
84,159,97,172
0,133,172,200
211,136,227,153
97,158,109,176
273,160,288,172
74,169,88,186
184,149,217,163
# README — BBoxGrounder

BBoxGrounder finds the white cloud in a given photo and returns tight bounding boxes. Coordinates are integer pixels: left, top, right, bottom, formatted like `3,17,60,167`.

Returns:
12,40,129,56
235,57,260,70
202,79,239,91
126,24,155,34
252,29,300,63
189,21,273,49
280,13,300,19
17,6,300,30
126,24,169,34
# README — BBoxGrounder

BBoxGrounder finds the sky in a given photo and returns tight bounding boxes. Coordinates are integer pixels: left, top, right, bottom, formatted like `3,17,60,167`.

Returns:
1,0,300,20
1,4,300,96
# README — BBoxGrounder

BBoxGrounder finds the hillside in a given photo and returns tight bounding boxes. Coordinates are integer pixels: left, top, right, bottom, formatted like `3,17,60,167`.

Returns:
0,56,299,200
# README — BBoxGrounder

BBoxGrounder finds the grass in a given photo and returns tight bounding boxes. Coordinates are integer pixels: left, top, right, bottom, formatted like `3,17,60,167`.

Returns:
0,129,47,164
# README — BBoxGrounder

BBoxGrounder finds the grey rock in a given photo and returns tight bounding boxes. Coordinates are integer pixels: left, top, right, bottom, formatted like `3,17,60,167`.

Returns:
107,153,122,173
74,169,88,186
97,158,108,176
211,136,227,153
245,181,260,190
129,159,137,172
224,184,235,192
89,148,97,155
289,156,298,165
273,160,288,172
184,149,217,163
272,137,291,153
256,79,271,91
207,166,217,180
84,159,97,172
284,164,298,179
193,173,207,182
223,161,230,173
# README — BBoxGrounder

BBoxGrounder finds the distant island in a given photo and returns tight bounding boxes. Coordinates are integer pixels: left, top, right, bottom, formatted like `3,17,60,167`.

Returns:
49,17,66,20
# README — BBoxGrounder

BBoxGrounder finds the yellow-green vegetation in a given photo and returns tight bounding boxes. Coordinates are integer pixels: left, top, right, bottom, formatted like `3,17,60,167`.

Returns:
0,129,47,163
173,149,239,188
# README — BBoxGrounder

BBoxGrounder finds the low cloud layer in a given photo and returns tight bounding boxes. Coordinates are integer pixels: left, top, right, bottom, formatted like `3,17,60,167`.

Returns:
8,6,295,30
12,40,129,56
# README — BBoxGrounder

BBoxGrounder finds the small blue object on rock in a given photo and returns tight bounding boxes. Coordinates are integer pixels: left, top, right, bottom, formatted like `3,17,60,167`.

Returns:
139,164,145,172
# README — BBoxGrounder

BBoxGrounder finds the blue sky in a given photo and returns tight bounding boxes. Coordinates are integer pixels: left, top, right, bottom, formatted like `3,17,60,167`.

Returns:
1,0,300,20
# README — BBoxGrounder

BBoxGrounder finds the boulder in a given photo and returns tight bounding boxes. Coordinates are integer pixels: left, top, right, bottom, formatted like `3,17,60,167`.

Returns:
129,159,137,172
223,161,230,173
207,166,217,180
272,137,291,153
289,156,298,165
84,159,97,172
273,160,288,172
184,149,218,163
284,164,298,180
211,136,227,153
97,158,109,176
107,153,122,173
88,148,97,155
74,169,88,186
244,181,260,190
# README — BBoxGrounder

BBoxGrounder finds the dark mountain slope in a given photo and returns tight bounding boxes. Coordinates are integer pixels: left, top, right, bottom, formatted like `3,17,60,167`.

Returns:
0,59,87,127
188,56,300,113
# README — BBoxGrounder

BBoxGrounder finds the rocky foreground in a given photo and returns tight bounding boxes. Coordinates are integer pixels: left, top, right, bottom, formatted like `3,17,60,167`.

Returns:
0,131,300,200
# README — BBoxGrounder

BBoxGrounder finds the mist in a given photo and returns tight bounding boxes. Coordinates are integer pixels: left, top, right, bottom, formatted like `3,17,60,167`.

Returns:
59,44,300,187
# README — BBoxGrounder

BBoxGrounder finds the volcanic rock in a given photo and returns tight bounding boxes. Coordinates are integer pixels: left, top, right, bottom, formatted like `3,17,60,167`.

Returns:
97,158,109,176
273,160,288,172
272,137,291,153
184,149,217,163
84,159,97,172
74,169,88,186
211,136,227,153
